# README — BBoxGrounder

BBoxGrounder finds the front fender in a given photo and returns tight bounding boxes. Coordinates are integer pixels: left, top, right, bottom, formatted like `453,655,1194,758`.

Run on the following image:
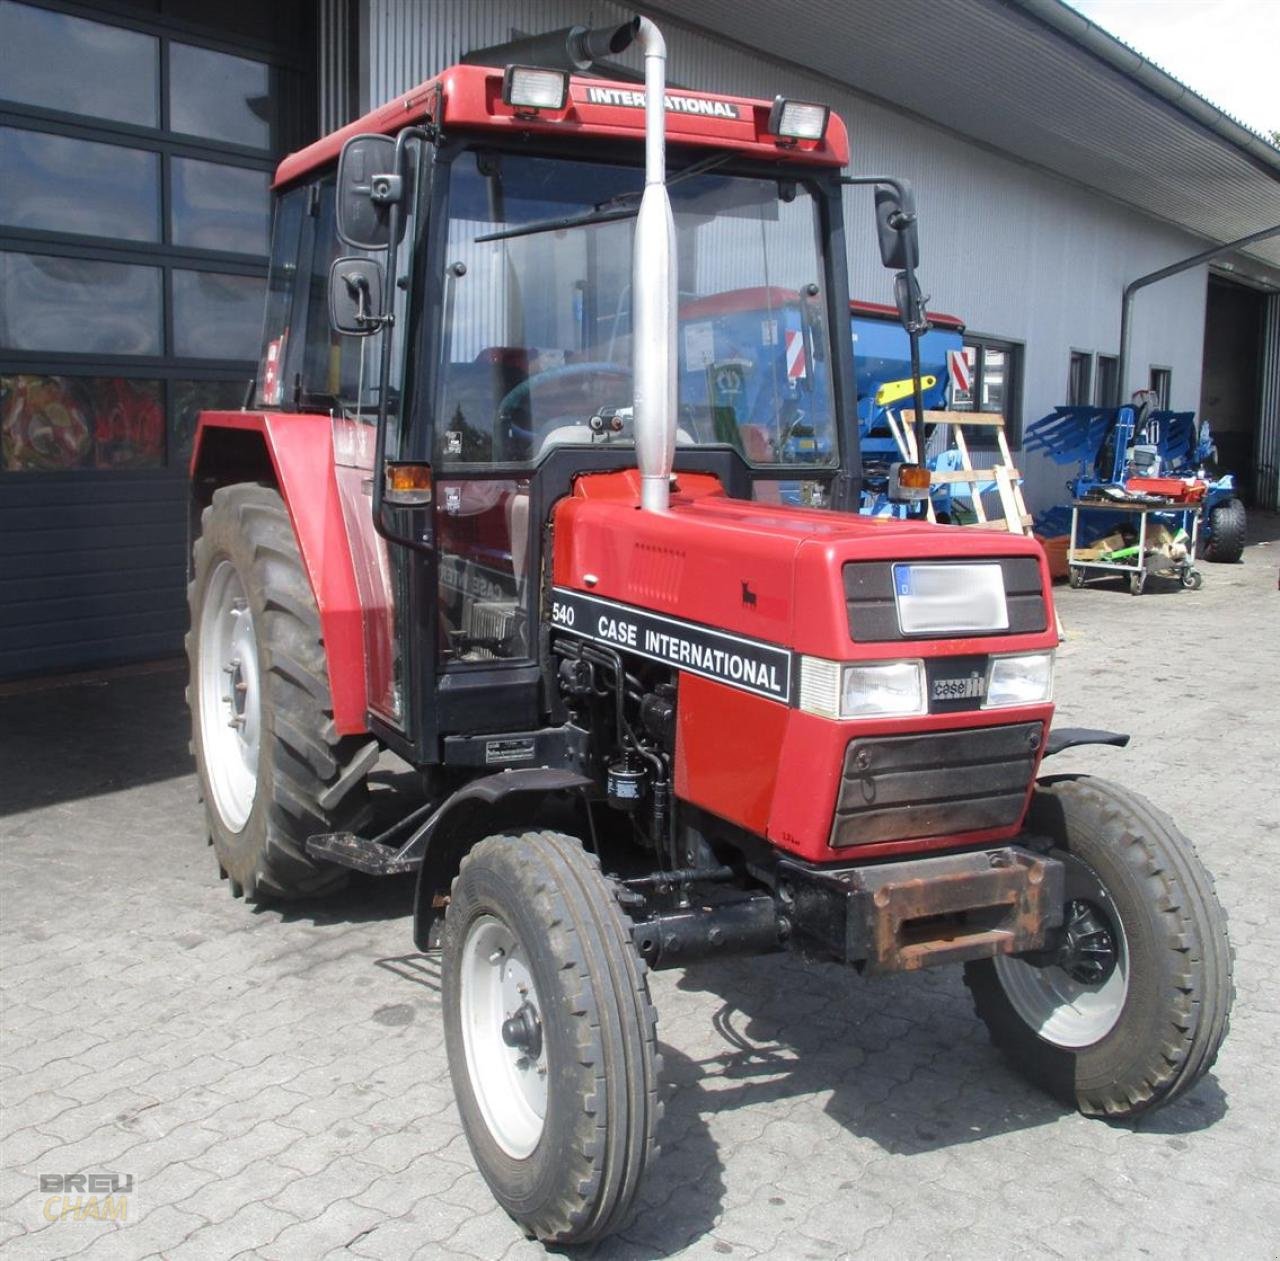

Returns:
411,768,594,951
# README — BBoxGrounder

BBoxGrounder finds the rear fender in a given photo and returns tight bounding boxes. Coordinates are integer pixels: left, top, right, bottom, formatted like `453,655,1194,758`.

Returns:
190,411,369,734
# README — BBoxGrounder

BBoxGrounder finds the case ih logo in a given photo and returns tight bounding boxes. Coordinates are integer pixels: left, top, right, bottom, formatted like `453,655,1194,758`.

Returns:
584,86,744,120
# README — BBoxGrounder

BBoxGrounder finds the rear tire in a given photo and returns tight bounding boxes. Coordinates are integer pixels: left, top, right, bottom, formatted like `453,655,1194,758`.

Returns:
442,831,660,1244
1204,497,1246,563
187,483,376,901
964,776,1232,1119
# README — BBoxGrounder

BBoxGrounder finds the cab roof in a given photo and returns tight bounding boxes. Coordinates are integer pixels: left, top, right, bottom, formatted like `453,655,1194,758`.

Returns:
274,63,850,189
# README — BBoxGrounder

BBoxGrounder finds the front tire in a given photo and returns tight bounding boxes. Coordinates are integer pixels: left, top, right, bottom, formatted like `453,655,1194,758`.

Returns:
443,831,660,1244
187,483,376,901
965,776,1232,1119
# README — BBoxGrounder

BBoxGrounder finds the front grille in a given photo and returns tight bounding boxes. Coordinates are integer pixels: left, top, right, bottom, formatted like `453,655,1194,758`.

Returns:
829,722,1041,848
843,558,1046,642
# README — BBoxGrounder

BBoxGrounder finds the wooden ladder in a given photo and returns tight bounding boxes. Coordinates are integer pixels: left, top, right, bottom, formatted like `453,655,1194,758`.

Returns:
894,408,1032,534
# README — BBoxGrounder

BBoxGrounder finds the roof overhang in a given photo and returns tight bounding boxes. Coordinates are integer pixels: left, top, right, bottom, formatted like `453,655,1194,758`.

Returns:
646,0,1280,279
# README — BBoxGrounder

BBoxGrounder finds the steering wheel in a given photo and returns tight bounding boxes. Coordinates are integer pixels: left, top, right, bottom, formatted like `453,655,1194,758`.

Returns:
496,362,634,460
497,362,632,424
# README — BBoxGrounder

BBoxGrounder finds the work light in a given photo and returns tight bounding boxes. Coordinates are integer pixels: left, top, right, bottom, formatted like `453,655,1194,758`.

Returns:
984,652,1055,708
503,65,570,111
799,657,926,719
767,96,830,141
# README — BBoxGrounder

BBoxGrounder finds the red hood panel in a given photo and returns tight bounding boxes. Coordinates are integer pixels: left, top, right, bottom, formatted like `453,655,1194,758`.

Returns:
552,474,1056,659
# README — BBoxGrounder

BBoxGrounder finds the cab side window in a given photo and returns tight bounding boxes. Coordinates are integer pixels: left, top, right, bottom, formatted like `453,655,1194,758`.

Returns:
254,187,306,406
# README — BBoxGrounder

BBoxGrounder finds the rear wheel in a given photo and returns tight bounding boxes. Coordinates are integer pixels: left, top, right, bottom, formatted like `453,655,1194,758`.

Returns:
1204,497,1246,563
442,831,660,1244
188,483,377,901
965,775,1232,1118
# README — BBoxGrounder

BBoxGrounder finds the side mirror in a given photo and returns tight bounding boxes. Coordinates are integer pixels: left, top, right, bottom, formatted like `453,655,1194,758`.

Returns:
875,186,919,271
329,257,385,336
336,134,399,250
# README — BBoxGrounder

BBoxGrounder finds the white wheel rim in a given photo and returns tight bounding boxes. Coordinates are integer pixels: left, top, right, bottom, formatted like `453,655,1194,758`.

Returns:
993,859,1130,1050
198,559,261,832
459,915,548,1159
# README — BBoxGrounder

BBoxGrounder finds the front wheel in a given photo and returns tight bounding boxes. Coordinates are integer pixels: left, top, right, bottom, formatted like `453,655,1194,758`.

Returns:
964,776,1232,1118
442,831,661,1244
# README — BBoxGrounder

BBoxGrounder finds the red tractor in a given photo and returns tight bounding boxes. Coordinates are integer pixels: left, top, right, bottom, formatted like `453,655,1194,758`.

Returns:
187,17,1232,1244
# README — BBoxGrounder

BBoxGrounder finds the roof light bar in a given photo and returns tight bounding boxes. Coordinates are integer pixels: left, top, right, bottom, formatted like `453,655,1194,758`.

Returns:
502,65,569,111
767,96,829,141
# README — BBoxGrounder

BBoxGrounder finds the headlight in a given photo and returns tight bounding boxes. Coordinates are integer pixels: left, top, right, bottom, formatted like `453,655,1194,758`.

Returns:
799,657,926,719
767,96,831,140
985,652,1055,708
502,65,569,111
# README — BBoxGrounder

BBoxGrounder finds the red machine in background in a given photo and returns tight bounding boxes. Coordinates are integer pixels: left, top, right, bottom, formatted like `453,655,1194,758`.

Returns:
187,16,1232,1244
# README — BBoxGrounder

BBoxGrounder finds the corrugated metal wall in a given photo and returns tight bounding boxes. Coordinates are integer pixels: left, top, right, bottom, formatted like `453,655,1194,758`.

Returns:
1258,294,1280,511
0,474,188,679
319,0,356,135
355,0,1216,513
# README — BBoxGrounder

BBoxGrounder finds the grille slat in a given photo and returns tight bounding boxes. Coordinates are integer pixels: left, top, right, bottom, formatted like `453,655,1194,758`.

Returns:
830,722,1041,848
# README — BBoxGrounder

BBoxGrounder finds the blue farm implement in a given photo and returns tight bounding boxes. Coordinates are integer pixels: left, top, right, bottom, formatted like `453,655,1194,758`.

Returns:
1025,395,1246,565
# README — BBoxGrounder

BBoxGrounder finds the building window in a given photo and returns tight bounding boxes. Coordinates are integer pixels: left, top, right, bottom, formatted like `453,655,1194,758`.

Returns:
1096,354,1118,407
949,335,1024,442
0,374,164,471
0,251,163,356
0,127,162,243
1066,351,1092,406
0,0,310,476
168,43,274,150
1149,366,1172,409
0,2,160,127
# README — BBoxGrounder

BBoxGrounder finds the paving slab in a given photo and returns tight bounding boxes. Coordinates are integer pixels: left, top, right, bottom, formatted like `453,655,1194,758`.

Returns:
2,518,1278,1258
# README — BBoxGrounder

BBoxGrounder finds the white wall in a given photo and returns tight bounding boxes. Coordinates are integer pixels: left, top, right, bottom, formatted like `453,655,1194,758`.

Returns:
360,0,1213,512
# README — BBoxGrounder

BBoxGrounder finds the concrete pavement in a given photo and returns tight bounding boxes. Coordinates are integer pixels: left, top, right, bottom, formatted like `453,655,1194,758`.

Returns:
2,521,1278,1259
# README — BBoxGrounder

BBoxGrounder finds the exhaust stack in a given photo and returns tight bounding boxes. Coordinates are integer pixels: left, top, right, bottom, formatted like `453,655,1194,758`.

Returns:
630,16,678,513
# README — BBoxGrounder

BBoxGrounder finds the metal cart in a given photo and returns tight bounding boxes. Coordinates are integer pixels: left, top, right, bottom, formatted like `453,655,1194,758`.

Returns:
1067,497,1203,595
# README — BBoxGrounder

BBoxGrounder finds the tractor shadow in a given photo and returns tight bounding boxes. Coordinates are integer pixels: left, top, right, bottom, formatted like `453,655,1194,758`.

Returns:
658,948,1225,1153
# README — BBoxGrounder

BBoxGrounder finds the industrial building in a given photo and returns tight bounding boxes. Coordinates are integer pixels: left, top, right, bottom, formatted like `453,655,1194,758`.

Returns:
1,0,1278,679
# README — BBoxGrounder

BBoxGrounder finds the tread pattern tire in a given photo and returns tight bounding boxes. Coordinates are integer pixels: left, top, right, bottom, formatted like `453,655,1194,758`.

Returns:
442,830,661,1244
187,483,375,901
964,775,1233,1119
1204,497,1246,564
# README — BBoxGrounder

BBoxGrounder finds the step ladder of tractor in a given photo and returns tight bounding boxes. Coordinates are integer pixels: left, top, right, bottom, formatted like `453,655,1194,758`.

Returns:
895,409,1032,534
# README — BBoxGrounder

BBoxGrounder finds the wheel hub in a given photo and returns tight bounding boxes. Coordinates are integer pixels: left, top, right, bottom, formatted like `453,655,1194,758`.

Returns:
1054,898,1118,985
993,852,1130,1049
501,1000,543,1061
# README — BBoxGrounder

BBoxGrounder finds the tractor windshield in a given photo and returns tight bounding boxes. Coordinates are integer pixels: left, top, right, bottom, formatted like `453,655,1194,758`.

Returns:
435,149,837,469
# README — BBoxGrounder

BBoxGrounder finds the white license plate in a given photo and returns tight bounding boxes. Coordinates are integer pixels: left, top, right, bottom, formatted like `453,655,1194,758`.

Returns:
893,563,1009,634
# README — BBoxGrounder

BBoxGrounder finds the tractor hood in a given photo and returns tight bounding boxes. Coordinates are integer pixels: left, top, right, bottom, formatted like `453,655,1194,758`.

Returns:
551,471,1058,668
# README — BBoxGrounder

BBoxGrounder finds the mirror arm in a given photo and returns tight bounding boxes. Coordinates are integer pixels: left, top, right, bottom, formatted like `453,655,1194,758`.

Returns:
371,126,433,555
843,175,930,470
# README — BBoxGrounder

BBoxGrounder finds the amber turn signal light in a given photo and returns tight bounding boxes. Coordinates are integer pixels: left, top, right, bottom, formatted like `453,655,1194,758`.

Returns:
897,464,931,489
385,462,433,505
